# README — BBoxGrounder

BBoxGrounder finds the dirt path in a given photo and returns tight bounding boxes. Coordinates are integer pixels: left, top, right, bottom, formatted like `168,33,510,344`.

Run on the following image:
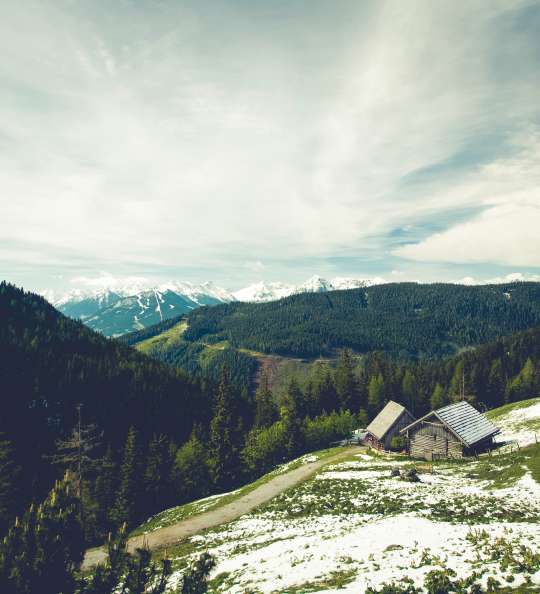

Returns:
83,446,362,569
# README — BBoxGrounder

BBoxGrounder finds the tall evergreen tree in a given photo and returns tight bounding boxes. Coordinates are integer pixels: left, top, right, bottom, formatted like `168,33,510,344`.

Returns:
303,380,318,418
401,369,416,413
449,360,465,402
49,404,102,532
209,367,242,490
111,427,142,528
367,374,385,417
488,358,506,405
91,445,118,539
254,373,278,428
173,430,212,503
143,434,174,517
0,433,21,532
281,379,305,458
317,369,339,414
430,383,445,410
334,349,357,412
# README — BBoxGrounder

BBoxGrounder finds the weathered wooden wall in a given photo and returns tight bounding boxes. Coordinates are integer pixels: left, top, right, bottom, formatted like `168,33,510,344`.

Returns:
409,421,463,460
382,410,416,450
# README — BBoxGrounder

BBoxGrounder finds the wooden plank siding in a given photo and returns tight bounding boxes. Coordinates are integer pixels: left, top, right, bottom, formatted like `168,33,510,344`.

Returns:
408,421,463,460
365,409,416,451
381,410,415,450
400,402,499,460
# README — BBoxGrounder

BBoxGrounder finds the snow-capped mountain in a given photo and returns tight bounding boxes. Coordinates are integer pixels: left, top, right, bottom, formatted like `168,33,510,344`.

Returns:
46,282,235,337
232,275,387,303
232,281,296,303
44,275,387,336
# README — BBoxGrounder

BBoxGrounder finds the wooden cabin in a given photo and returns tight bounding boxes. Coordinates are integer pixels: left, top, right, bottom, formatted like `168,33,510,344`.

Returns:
365,400,415,451
400,401,499,460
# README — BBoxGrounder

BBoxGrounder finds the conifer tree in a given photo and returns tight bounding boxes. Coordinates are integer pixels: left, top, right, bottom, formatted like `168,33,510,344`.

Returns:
173,430,211,503
316,369,339,413
0,476,84,594
335,349,357,412
209,367,242,490
281,379,305,458
367,374,385,417
92,445,118,537
488,358,506,405
0,433,21,531
49,404,102,532
401,369,416,412
430,383,445,410
356,368,369,413
303,380,318,418
357,407,369,428
143,434,173,516
111,426,142,528
449,361,465,401
181,552,216,594
254,373,278,428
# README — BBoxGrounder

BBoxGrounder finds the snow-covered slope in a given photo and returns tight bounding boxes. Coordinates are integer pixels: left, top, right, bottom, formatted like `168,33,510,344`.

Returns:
150,444,540,593
232,281,296,303
47,282,235,337
488,397,540,447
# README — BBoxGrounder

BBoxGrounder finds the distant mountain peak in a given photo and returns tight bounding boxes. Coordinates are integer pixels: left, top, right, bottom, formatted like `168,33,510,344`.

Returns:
231,275,388,303
43,275,389,335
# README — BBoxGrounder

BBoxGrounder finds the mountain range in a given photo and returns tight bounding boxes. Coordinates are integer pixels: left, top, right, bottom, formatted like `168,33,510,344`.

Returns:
43,275,387,336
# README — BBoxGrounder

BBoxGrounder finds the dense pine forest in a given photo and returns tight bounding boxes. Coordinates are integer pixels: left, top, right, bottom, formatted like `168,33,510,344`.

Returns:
0,283,213,534
183,282,540,358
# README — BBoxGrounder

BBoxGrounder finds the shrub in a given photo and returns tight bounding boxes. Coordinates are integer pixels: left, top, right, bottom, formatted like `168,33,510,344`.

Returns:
389,436,407,452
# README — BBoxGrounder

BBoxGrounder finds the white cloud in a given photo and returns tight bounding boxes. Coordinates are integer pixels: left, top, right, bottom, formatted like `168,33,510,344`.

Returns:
393,130,540,266
456,272,540,285
396,201,540,266
1,1,539,288
69,273,151,291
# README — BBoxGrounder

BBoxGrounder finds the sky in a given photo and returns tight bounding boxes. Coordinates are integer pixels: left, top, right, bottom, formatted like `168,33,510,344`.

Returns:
1,0,540,293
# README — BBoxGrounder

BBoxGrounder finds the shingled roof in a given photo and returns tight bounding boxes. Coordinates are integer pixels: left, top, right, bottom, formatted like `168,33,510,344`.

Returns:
401,401,499,447
366,400,410,440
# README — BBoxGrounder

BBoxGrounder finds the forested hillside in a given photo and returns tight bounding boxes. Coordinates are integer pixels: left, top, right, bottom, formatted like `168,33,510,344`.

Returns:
183,282,540,358
329,323,540,418
0,282,214,534
0,282,354,548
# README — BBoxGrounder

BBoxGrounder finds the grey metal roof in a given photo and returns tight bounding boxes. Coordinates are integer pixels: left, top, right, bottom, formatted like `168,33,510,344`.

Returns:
434,401,499,447
366,400,410,440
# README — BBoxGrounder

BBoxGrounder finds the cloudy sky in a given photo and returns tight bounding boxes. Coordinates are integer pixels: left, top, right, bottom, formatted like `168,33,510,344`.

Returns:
1,0,540,293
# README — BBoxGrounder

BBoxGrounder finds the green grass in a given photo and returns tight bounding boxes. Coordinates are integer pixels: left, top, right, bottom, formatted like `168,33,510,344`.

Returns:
272,568,358,593
256,442,540,524
131,446,348,537
135,320,187,354
486,396,540,421
467,442,540,486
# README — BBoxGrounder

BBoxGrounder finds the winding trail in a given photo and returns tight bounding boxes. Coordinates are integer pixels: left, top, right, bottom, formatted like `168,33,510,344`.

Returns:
83,446,362,569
